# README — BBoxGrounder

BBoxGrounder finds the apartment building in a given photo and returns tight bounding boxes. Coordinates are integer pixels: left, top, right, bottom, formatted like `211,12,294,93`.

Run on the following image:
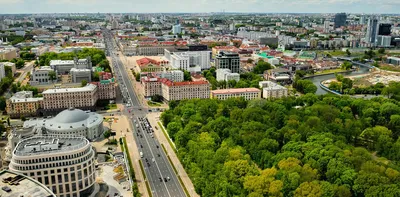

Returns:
161,79,210,101
90,79,116,100
216,69,240,82
260,81,288,99
6,91,43,118
215,51,241,73
42,84,98,112
141,76,162,97
9,136,96,197
211,88,261,100
30,66,55,85
0,47,17,60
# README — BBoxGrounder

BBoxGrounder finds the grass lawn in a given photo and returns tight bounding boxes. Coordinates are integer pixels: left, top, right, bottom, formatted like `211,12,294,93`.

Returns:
103,103,117,110
147,101,161,107
379,65,400,72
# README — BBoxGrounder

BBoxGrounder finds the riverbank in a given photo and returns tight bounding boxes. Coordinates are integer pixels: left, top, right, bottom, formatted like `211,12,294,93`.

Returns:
303,68,355,79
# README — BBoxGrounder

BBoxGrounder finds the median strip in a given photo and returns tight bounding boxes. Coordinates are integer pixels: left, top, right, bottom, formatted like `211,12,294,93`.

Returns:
139,160,152,197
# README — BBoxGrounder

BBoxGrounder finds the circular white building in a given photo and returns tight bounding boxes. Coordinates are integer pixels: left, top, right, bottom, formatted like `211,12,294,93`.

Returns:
9,136,96,197
42,108,104,140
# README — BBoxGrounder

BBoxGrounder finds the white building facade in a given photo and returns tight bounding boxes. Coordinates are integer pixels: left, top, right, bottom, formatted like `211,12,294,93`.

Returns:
9,136,96,197
216,69,240,82
260,81,288,99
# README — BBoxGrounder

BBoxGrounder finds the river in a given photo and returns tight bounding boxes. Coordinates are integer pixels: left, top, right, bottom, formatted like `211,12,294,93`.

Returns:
307,65,371,95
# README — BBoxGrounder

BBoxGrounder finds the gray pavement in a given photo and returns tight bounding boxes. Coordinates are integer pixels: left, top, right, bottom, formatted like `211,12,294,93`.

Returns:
103,29,186,197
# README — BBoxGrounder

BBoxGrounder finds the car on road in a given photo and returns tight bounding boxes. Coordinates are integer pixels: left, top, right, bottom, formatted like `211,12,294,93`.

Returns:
140,152,143,158
152,158,155,163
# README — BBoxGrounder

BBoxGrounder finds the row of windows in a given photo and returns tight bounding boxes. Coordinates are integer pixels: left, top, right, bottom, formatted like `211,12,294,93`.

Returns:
13,149,92,170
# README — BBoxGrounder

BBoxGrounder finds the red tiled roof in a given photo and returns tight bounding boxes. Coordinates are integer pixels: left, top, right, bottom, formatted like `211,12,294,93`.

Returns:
136,57,161,67
161,78,209,87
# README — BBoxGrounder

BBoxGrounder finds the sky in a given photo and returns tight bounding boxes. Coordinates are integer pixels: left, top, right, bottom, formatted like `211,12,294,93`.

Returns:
0,0,399,14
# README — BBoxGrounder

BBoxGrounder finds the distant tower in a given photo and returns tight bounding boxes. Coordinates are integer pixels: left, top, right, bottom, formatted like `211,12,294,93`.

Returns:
365,17,379,44
334,13,347,28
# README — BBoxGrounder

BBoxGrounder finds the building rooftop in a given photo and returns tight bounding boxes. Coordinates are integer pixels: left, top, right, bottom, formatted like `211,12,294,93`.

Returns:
49,60,74,65
211,88,261,94
70,68,91,72
42,84,97,94
0,170,56,197
9,91,43,103
161,78,209,87
14,136,88,157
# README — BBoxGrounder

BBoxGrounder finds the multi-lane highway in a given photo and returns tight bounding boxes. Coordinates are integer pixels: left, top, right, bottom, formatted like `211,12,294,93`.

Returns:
103,30,186,197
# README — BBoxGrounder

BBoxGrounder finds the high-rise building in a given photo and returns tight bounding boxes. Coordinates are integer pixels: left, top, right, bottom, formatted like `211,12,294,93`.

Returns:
334,13,347,28
172,24,181,35
365,17,379,44
378,23,392,36
215,52,240,73
360,15,366,25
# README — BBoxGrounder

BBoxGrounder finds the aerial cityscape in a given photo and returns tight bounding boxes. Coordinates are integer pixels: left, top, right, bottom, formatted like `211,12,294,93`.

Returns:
0,2,400,197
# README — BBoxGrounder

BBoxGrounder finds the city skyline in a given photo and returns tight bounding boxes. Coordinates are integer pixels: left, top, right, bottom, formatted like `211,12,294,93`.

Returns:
0,0,400,14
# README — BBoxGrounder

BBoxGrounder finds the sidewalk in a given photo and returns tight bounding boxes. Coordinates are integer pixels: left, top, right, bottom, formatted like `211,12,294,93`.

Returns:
111,115,150,197
147,113,199,197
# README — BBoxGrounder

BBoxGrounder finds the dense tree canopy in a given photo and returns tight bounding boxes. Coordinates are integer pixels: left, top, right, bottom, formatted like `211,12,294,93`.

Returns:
161,95,400,197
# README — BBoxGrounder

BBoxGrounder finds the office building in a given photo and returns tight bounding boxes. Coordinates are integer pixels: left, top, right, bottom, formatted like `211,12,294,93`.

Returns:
0,170,56,197
70,68,92,83
31,66,56,85
260,81,288,99
42,84,98,112
6,91,43,118
365,17,379,44
164,49,211,71
377,35,392,47
216,69,240,82
172,24,182,35
50,57,92,74
334,13,347,28
378,23,392,36
9,136,96,197
22,108,104,140
161,79,210,101
215,52,240,73
211,88,261,101
0,62,5,81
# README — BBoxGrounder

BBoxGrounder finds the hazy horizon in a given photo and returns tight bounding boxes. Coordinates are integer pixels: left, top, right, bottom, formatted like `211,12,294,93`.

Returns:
0,0,399,15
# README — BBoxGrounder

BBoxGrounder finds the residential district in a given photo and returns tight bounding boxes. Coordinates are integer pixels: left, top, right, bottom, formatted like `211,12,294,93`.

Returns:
0,12,399,197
